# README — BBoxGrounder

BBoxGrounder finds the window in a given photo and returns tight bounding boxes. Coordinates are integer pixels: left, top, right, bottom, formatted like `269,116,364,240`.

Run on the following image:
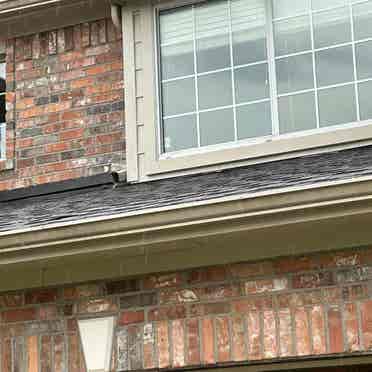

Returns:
0,55,5,160
157,0,372,154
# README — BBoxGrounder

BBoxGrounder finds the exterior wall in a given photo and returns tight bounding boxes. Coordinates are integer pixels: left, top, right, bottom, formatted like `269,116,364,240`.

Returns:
1,247,372,371
0,19,125,191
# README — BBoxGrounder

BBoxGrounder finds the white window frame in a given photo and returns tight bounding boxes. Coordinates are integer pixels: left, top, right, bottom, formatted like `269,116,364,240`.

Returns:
122,0,372,182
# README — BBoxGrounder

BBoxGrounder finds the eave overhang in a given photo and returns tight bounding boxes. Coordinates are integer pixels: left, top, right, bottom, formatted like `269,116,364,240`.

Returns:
0,0,111,39
1,177,372,291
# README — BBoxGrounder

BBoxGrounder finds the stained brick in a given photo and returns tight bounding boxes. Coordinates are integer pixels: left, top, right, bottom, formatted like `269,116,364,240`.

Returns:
247,311,261,360
53,335,65,372
231,315,246,361
127,325,142,370
295,308,311,356
3,308,38,322
27,336,38,372
216,316,231,362
263,310,277,359
143,323,156,369
118,310,144,326
310,305,326,355
40,335,52,372
75,298,118,314
157,321,170,368
172,319,185,367
293,272,334,289
344,303,360,352
328,306,344,353
148,305,186,321
361,300,372,350
278,309,292,357
201,318,215,364
2,339,11,372
144,273,183,289
186,318,200,365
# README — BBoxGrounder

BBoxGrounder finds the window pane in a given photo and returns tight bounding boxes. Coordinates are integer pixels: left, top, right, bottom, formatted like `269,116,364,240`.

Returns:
237,102,272,139
231,0,267,65
316,46,354,87
0,95,5,123
276,53,313,94
195,1,230,72
200,108,234,146
198,71,233,110
313,7,351,49
359,81,372,120
161,42,194,80
163,114,198,152
162,78,196,116
318,85,356,127
312,0,349,10
274,16,311,56
272,0,309,19
353,1,372,41
278,92,317,134
356,41,372,80
160,6,193,45
235,63,269,103
0,63,5,93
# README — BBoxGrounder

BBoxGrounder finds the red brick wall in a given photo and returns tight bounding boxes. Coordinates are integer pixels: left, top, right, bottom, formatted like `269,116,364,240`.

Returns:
2,247,372,371
0,19,125,191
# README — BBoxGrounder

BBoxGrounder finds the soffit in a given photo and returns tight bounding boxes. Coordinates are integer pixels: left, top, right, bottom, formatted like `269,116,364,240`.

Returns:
0,0,111,38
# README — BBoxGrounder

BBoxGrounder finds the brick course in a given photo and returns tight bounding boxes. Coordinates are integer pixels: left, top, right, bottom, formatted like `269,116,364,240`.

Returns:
0,247,372,370
0,19,125,191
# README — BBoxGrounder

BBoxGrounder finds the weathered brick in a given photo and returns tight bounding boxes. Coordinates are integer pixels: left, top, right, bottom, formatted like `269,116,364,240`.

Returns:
186,318,200,365
361,300,372,350
25,289,58,305
278,309,292,357
171,319,185,367
293,272,334,289
247,311,261,360
3,308,38,322
157,321,170,368
148,305,186,321
231,315,246,361
143,323,155,369
344,303,360,352
310,305,326,355
328,306,344,353
295,308,311,356
216,316,231,362
118,310,144,326
201,318,215,364
53,335,65,372
40,335,52,372
27,336,38,372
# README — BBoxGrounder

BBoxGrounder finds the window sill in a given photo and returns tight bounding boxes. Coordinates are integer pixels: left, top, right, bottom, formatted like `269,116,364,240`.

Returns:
144,120,372,178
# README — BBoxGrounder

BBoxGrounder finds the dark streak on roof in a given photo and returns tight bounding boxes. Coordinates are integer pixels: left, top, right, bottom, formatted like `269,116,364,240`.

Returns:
2,145,372,233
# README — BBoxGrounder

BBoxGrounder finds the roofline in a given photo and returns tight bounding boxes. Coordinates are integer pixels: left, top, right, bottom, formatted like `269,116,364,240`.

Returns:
2,175,372,265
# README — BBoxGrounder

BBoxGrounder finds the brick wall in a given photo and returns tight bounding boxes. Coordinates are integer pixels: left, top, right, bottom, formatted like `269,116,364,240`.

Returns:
0,19,125,191
2,247,372,371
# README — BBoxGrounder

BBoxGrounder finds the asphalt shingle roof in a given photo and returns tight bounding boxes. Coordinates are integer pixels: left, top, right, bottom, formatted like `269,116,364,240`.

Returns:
1,145,372,233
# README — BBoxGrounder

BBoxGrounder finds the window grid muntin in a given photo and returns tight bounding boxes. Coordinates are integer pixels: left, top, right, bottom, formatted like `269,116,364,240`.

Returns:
158,0,372,154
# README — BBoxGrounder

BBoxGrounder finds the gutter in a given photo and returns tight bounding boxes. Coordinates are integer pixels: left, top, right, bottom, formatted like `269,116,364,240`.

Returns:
2,176,372,265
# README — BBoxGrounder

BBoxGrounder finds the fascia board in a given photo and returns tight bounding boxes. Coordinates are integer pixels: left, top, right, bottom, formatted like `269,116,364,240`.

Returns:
2,177,372,264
